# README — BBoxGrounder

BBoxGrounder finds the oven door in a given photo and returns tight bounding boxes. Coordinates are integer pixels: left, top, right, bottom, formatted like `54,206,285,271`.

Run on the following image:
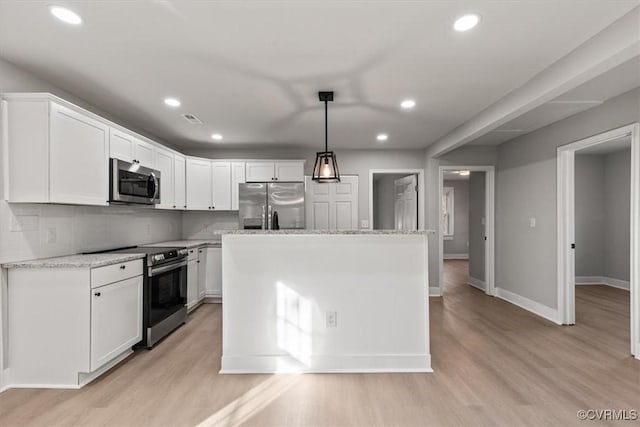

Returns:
148,260,187,327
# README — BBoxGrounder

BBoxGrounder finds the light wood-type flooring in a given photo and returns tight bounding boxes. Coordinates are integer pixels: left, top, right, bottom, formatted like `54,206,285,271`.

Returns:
0,259,638,426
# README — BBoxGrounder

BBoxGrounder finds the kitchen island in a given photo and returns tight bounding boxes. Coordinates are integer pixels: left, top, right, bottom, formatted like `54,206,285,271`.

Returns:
220,230,433,374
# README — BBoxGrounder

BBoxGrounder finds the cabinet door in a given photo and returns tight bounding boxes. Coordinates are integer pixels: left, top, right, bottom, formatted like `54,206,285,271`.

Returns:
186,158,212,210
90,276,142,371
49,102,109,206
197,248,207,300
211,161,232,210
187,260,199,310
134,139,155,168
174,154,186,209
154,148,174,209
245,161,275,182
275,161,304,181
109,128,134,162
231,162,246,210
205,247,222,298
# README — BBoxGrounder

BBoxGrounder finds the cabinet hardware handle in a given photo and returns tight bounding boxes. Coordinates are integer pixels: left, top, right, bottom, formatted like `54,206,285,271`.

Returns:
197,260,200,263
189,250,194,253
94,292,101,297
212,206,215,209
173,205,176,208
120,265,126,270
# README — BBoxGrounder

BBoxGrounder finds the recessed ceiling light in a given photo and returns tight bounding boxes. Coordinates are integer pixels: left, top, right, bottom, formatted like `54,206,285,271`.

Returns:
400,99,416,109
49,6,83,25
376,133,388,142
211,133,223,141
164,98,181,108
453,14,480,32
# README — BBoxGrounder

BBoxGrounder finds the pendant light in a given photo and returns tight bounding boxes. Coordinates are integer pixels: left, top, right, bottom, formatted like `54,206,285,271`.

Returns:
312,91,341,183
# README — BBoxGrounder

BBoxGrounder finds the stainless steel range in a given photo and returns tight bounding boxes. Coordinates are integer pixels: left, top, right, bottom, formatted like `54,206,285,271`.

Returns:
88,245,188,348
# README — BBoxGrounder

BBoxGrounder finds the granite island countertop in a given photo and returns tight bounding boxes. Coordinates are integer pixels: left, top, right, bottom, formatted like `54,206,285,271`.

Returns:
1,253,145,269
144,239,221,248
213,229,435,235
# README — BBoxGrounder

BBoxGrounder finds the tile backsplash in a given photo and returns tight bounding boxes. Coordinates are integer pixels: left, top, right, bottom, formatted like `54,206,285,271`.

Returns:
181,211,239,239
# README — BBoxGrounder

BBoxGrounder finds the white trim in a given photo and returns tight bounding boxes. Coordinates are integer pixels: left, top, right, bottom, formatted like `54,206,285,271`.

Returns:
429,287,442,297
444,253,468,260
467,276,485,290
576,276,630,291
368,169,425,231
220,354,432,374
557,123,639,358
495,287,561,325
438,165,495,298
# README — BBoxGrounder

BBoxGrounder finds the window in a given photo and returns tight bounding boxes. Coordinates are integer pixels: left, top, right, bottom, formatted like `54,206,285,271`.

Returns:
442,187,454,238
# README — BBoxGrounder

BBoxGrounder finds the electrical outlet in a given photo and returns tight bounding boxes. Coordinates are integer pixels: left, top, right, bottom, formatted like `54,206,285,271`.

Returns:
529,217,537,228
326,311,337,328
47,227,57,244
360,219,369,229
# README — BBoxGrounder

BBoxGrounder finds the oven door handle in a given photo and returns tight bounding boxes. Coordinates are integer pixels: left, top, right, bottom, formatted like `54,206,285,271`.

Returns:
149,259,188,277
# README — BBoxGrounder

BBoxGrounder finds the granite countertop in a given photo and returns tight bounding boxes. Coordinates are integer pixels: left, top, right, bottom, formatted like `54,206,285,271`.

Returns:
145,239,222,248
1,253,145,269
214,229,435,235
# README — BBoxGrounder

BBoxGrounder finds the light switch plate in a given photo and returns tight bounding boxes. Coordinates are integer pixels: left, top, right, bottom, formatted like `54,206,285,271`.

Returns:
360,219,369,229
529,217,536,228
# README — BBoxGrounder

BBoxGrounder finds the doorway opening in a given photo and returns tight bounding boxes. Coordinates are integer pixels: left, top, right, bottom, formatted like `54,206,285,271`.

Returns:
368,169,425,231
557,123,639,359
438,166,495,298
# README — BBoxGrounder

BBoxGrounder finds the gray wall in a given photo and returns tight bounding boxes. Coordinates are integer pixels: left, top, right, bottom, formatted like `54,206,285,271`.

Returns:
604,149,631,282
496,88,639,309
443,180,469,255
373,174,407,230
575,155,606,277
468,172,486,283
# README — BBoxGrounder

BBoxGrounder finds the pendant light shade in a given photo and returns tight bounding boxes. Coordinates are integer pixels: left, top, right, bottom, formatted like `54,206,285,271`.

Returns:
312,91,340,183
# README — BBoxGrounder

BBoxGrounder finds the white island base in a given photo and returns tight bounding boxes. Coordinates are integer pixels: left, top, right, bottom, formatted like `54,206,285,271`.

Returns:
221,231,432,374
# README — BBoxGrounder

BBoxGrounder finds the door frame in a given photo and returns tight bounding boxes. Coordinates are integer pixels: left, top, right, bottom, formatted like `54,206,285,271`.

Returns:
368,169,425,230
557,123,639,359
438,165,496,297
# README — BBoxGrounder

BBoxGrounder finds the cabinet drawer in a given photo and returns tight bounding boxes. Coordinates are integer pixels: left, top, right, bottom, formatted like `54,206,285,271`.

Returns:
91,259,143,288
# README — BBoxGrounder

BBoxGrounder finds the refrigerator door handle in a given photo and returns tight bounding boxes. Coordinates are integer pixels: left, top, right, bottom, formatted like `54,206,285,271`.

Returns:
267,205,272,230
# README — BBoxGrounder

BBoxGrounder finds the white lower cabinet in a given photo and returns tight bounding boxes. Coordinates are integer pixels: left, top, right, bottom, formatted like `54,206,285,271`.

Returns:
91,276,143,371
204,247,222,299
198,248,207,300
187,249,199,311
6,259,143,389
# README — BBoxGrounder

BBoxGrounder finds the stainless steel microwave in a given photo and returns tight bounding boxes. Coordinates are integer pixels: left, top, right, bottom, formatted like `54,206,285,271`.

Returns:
109,158,161,205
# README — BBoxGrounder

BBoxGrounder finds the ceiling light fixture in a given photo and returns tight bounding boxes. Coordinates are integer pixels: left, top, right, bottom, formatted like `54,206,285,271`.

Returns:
453,14,480,32
211,133,223,141
49,6,83,25
457,170,470,176
312,91,340,183
400,99,416,109
164,98,181,107
376,133,389,141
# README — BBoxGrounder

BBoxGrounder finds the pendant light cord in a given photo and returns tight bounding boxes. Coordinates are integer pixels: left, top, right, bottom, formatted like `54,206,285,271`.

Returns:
324,99,328,153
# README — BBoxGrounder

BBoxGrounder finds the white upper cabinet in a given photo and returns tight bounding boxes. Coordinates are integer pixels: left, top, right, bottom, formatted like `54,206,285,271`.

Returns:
4,96,109,206
211,161,232,211
154,148,175,209
231,162,246,211
174,154,186,209
186,158,212,210
245,160,304,182
109,128,134,163
275,161,304,181
133,138,155,169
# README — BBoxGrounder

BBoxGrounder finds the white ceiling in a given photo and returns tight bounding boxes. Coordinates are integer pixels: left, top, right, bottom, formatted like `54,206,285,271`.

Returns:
0,1,638,151
468,56,640,146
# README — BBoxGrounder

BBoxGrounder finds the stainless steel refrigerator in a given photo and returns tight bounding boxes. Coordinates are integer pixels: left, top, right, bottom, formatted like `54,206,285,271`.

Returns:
238,182,305,230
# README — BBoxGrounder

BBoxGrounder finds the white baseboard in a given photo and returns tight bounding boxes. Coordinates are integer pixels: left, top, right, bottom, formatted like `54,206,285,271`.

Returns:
575,276,630,290
220,354,432,374
443,253,468,260
429,287,442,297
495,287,561,325
467,276,485,291
204,296,222,304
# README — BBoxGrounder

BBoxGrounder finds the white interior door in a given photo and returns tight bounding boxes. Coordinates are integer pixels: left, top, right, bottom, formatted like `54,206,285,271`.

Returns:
305,176,358,230
394,175,418,231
